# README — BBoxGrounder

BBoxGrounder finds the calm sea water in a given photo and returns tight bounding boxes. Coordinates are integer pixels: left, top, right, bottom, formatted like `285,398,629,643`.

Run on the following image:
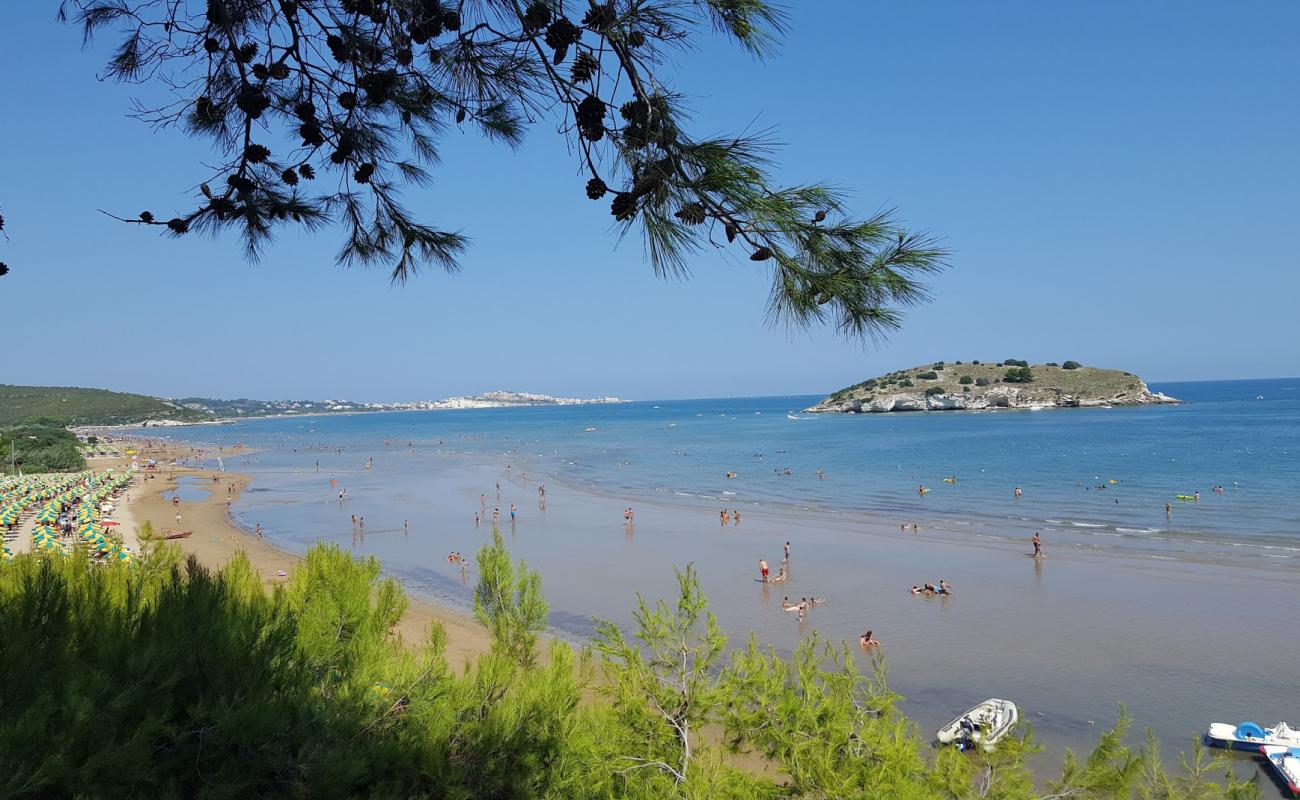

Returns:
152,377,1300,567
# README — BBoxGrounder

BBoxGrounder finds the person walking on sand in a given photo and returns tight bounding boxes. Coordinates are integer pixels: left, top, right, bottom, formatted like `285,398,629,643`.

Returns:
255,523,263,539
1032,531,1043,558
758,558,770,582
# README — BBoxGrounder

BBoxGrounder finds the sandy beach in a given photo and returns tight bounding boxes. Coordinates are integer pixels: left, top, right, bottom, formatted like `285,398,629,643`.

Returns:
94,441,492,668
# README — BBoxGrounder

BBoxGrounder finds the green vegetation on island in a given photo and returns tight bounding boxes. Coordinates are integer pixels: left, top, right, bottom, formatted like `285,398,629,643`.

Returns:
0,384,206,427
810,361,1179,413
0,532,1257,800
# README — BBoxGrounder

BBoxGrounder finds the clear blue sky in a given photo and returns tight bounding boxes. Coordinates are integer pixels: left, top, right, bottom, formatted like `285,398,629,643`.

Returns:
1,2,1296,402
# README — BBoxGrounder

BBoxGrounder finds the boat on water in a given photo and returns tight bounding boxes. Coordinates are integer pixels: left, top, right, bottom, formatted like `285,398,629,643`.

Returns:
162,529,193,540
1205,721,1300,752
936,699,1018,752
1260,745,1300,797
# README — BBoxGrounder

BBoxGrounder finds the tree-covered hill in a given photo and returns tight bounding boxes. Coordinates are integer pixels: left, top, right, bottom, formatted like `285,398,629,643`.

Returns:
0,385,209,427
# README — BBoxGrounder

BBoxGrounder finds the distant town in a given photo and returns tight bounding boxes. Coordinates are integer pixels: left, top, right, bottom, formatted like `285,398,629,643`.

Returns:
174,391,626,419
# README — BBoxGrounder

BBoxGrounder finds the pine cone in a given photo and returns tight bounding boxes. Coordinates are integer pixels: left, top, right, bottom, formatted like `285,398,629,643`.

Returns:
269,62,290,80
581,2,615,32
226,174,256,193
298,164,316,180
251,63,269,81
338,91,357,110
545,18,580,50
203,37,221,54
235,42,258,63
294,101,316,121
813,210,827,223
523,2,551,32
167,218,189,234
576,95,606,141
626,30,646,48
455,107,467,123
571,52,598,83
281,168,300,186
585,177,607,199
0,263,8,277
442,9,460,30
610,192,636,221
354,163,375,183
750,247,773,261
139,211,155,223
244,144,271,163
327,34,350,63
674,203,706,225
299,122,324,147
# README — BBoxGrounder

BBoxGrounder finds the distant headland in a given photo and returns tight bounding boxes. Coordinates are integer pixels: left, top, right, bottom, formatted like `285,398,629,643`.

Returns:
1,384,623,428
805,361,1179,413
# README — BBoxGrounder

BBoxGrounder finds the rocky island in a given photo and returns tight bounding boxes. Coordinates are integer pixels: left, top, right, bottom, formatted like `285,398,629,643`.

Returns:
805,360,1179,413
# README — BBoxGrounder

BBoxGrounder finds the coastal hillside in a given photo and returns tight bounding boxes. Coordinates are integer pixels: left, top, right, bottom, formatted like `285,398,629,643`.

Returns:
0,384,207,426
806,361,1178,413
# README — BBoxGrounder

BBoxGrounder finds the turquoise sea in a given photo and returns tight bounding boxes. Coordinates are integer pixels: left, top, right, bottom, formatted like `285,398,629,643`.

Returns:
157,377,1299,567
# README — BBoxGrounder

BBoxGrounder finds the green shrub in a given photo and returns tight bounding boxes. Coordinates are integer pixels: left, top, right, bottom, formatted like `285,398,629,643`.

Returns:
958,375,973,385
899,379,914,388
924,386,945,396
971,360,981,365
931,362,945,370
917,371,938,380
962,386,971,393
975,377,991,387
1003,358,1029,367
1063,360,1081,370
1003,367,1035,383
1046,362,1058,367
0,535,1260,800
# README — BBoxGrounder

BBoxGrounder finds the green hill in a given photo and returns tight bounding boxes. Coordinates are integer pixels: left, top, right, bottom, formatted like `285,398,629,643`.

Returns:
0,385,209,427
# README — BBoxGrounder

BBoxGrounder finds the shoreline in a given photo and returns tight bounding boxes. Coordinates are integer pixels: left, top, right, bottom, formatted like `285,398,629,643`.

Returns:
100,442,493,667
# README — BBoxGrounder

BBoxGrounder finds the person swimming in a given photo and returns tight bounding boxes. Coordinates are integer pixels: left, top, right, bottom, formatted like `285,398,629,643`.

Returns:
859,630,881,647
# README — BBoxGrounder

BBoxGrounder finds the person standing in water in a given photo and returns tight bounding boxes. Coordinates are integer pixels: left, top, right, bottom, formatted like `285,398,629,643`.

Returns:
1031,531,1043,558
784,541,791,561
758,558,770,582
510,504,517,523
1014,486,1023,498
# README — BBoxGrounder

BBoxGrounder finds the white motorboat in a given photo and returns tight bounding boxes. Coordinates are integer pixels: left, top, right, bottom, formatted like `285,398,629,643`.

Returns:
936,698,1018,752
1260,745,1300,797
1205,721,1300,753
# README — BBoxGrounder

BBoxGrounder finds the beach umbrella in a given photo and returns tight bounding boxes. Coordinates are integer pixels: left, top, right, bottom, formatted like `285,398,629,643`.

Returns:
1,545,13,562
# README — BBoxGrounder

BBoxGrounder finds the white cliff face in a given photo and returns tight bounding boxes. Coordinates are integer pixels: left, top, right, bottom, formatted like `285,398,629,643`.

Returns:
806,371,1179,414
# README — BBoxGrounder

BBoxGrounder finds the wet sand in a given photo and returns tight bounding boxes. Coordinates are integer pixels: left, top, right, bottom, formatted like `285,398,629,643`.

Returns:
98,446,492,668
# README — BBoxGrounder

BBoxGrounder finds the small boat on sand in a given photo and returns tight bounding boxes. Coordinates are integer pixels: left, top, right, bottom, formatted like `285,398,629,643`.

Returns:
1205,721,1300,752
936,699,1018,752
1260,745,1300,797
162,529,193,540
